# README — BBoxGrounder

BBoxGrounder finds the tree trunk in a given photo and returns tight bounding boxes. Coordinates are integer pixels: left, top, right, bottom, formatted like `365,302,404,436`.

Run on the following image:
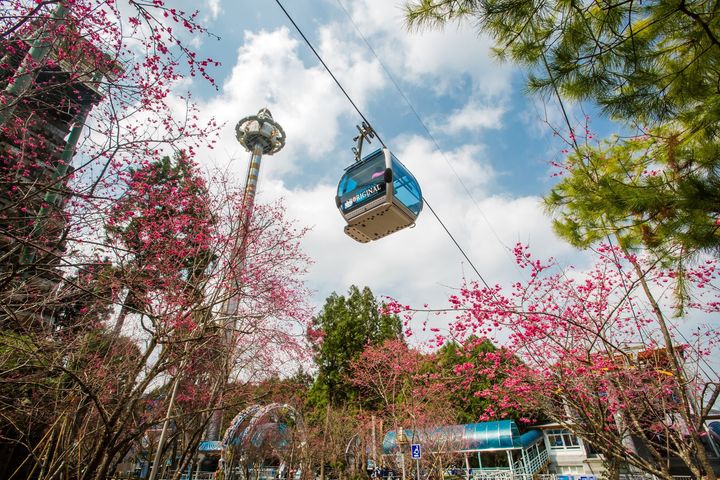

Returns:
319,403,330,480
620,238,717,479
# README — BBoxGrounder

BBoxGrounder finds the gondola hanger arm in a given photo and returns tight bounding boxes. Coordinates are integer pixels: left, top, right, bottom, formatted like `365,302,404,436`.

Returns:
352,121,375,163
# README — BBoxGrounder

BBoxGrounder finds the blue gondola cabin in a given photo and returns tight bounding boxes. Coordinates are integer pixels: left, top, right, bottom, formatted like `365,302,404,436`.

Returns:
336,148,423,243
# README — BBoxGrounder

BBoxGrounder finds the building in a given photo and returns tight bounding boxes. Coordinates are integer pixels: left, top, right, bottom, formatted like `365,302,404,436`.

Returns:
533,344,720,478
0,16,117,478
535,424,604,476
382,420,549,477
0,14,116,328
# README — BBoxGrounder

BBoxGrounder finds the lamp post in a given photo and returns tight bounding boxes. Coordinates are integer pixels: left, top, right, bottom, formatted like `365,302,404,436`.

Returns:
397,427,408,480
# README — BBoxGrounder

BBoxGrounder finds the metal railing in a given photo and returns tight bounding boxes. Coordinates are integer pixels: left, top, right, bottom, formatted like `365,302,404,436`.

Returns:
463,473,693,480
156,471,213,480
521,447,549,474
145,470,695,480
618,476,693,480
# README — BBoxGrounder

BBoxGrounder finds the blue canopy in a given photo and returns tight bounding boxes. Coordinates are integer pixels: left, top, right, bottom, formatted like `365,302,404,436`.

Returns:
382,420,541,454
709,421,720,441
198,440,223,453
517,429,542,447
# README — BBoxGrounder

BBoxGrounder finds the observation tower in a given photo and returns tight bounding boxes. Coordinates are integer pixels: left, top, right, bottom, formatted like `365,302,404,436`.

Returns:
204,109,287,444
223,107,286,315
235,107,286,213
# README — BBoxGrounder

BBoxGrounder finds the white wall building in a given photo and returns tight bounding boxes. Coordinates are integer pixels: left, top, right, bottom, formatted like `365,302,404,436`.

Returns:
538,425,605,477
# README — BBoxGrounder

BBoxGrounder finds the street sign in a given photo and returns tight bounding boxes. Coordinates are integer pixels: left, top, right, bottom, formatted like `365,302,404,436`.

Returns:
411,443,421,459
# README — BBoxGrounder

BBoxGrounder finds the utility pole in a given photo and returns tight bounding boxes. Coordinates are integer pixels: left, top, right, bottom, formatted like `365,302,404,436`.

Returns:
147,357,186,480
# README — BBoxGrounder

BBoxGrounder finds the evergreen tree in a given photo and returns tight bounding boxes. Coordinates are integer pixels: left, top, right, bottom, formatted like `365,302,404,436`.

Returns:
405,0,720,129
405,0,720,267
105,152,216,334
433,336,540,423
546,128,720,265
435,337,498,423
402,5,719,475
308,285,402,406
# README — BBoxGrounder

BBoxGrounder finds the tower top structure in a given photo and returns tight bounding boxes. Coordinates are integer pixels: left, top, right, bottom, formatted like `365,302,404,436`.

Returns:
235,107,286,155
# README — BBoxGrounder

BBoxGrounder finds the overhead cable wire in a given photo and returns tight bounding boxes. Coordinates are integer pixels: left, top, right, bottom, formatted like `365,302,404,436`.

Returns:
333,0,511,254
272,0,385,148
423,197,491,289
285,1,719,385
540,48,720,379
273,0,492,290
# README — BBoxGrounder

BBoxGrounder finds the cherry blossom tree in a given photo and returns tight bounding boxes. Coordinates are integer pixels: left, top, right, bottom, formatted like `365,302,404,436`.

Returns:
0,2,224,477
0,4,315,479
348,339,460,478
1,154,313,480
0,0,221,316
388,244,720,479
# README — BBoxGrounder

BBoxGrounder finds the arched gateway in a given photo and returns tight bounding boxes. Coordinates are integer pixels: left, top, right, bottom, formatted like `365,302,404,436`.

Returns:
215,403,305,480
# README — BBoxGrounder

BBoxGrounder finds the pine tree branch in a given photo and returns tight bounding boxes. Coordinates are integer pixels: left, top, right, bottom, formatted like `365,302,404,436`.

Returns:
678,0,720,49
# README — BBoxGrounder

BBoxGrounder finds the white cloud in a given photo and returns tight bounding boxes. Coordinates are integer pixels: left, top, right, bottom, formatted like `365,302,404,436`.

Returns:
192,26,385,181
179,12,587,343
206,0,221,20
435,101,506,134
346,0,514,98
258,134,585,325
317,23,386,108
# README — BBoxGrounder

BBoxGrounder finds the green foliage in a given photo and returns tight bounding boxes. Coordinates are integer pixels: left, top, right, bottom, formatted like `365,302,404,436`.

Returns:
0,330,42,371
308,285,402,407
50,261,116,332
105,152,216,311
406,0,720,131
405,0,720,269
546,126,720,261
434,336,497,423
254,368,313,405
433,336,543,423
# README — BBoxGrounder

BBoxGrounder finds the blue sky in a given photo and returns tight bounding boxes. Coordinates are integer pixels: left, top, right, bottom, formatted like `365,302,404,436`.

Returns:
177,0,610,325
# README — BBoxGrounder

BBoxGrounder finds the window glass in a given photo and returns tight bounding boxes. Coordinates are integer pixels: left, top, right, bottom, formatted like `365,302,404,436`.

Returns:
338,151,385,196
559,465,585,474
585,441,602,458
337,151,386,212
546,429,582,450
478,451,509,468
390,155,422,215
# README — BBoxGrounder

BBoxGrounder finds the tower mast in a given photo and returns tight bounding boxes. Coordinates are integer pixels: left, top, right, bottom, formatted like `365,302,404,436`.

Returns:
205,108,286,442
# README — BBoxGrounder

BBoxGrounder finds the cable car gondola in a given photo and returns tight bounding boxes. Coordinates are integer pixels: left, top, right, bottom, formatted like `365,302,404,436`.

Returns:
336,125,423,243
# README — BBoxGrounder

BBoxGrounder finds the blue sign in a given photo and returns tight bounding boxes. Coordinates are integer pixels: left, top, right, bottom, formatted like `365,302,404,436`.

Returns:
411,444,421,459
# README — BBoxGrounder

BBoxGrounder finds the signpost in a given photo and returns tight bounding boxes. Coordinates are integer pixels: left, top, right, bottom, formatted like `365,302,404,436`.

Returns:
411,444,421,480
411,444,421,459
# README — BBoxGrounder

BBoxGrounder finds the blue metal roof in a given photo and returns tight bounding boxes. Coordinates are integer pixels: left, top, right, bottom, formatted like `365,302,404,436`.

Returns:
198,440,222,453
382,420,541,454
518,429,542,448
